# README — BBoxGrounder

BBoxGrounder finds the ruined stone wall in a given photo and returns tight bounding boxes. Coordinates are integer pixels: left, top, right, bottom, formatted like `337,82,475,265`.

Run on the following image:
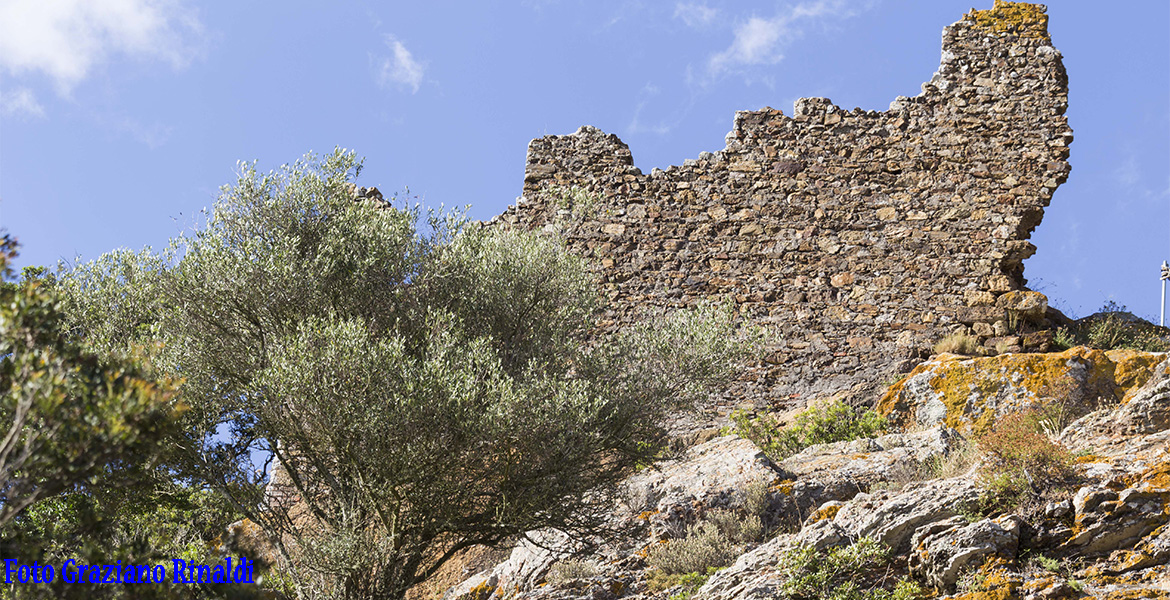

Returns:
493,2,1072,409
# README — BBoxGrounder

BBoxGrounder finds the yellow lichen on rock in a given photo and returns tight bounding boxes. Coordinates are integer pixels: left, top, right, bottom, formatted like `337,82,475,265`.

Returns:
808,503,841,523
1107,349,1166,403
877,347,1165,434
963,0,1050,41
949,557,1022,600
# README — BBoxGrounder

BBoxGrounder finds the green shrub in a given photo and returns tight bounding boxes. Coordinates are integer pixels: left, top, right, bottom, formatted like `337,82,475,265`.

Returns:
732,400,886,461
1035,555,1061,573
776,538,928,600
975,410,1076,512
1052,327,1077,351
1062,302,1170,352
648,568,721,600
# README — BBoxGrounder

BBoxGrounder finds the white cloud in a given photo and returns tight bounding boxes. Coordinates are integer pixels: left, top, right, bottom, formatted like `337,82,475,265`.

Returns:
1114,154,1140,188
376,36,425,94
0,88,46,118
703,0,857,83
114,116,172,148
0,0,203,94
1111,147,1170,212
626,84,673,136
674,2,717,28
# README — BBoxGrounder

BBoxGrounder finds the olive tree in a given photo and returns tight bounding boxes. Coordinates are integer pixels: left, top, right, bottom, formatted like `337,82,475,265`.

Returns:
58,150,759,600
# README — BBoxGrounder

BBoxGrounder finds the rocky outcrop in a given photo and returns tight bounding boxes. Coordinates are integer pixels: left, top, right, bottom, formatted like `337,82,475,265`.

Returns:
621,435,782,538
910,515,1022,590
877,347,1164,433
445,351,1170,600
445,531,576,600
494,0,1072,409
778,426,962,487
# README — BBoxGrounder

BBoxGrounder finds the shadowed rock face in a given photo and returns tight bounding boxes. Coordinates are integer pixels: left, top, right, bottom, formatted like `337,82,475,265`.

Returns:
495,2,1071,409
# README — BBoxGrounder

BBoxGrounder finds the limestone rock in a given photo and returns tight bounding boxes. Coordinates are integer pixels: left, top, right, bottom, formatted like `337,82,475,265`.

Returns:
877,347,1162,433
834,477,980,552
1104,356,1170,435
446,530,574,600
1065,475,1170,556
691,519,848,600
910,514,1022,589
621,435,781,538
1058,356,1169,459
778,426,963,488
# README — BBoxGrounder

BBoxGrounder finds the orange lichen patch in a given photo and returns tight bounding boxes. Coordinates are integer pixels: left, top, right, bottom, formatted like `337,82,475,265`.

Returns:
1106,349,1166,403
773,479,795,495
1019,576,1061,598
1075,454,1106,464
466,580,496,600
1136,462,1170,490
963,0,1050,41
878,347,1166,434
808,504,841,523
1097,590,1170,600
634,540,669,559
950,557,1022,600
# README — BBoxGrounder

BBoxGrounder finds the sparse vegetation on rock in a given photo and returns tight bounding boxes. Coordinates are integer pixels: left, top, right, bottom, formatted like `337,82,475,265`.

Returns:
731,400,886,462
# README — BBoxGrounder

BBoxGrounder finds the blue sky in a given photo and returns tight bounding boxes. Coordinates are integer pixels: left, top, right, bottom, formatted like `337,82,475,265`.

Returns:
1,1,1167,320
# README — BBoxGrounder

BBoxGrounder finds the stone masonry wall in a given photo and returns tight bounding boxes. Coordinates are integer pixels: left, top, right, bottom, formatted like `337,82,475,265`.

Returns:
493,2,1072,410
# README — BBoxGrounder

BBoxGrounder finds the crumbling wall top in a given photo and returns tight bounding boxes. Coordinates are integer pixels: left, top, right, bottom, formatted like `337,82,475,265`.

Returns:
964,0,1051,41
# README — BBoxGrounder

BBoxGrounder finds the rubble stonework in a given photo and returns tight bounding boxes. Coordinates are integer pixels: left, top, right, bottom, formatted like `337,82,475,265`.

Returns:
492,1,1071,407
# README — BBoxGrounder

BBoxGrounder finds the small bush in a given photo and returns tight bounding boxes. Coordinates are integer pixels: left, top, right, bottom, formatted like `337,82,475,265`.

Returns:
732,400,886,461
933,332,982,356
546,559,600,584
647,507,762,576
1052,327,1076,351
776,538,928,600
1035,555,1061,574
1063,302,1170,352
647,520,737,575
706,508,764,545
925,438,979,480
975,410,1076,512
647,568,721,600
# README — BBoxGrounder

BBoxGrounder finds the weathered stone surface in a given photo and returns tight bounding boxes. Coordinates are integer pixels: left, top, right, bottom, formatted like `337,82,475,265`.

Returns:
996,290,1049,323
446,530,575,600
1099,356,1170,435
1064,464,1170,557
833,477,981,552
1057,355,1170,464
777,426,962,487
621,435,781,537
692,477,980,600
877,347,1163,433
910,514,1022,589
448,435,782,599
492,1,1072,409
